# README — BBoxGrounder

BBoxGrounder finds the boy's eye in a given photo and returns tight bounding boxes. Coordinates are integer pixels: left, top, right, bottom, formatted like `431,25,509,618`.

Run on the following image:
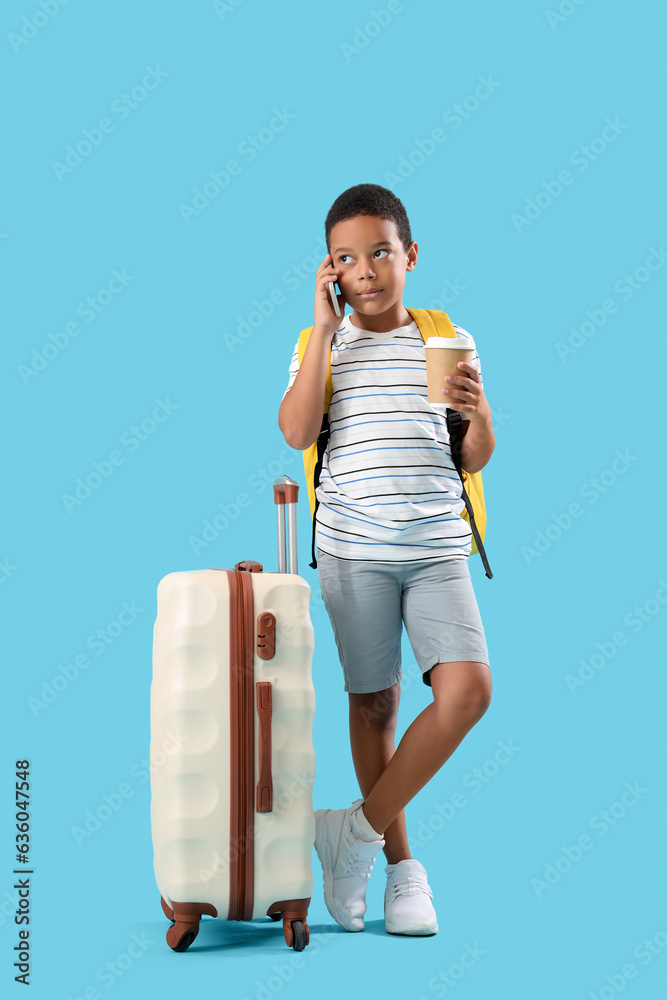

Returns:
338,249,389,264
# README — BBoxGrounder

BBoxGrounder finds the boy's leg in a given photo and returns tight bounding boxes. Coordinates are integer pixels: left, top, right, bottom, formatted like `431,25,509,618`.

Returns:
315,546,407,851
360,660,492,838
348,684,412,865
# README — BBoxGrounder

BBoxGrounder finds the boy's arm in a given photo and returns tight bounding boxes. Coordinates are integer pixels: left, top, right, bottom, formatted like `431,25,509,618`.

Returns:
443,360,495,474
459,413,495,474
278,326,333,450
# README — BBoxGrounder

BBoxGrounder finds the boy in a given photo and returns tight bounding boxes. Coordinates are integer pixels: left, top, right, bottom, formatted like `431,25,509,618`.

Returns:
278,184,494,936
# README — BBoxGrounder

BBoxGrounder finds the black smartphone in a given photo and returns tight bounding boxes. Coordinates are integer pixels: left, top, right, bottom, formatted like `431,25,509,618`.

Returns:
328,256,341,317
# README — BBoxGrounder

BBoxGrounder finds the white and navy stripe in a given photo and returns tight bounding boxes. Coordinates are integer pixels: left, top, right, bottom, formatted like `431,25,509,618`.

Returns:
282,312,483,561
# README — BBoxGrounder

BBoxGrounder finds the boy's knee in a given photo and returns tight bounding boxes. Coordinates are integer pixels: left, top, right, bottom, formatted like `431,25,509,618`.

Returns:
432,662,492,721
445,684,490,724
349,684,400,729
471,681,492,720
467,669,492,714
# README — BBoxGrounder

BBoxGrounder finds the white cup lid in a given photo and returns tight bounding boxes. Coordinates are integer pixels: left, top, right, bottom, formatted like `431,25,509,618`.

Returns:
425,336,475,350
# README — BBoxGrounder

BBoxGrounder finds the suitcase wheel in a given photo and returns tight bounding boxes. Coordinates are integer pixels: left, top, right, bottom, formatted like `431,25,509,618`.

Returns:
166,922,199,952
286,919,308,952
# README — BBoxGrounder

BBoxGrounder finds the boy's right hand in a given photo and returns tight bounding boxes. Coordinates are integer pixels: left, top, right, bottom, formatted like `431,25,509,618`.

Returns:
314,253,346,340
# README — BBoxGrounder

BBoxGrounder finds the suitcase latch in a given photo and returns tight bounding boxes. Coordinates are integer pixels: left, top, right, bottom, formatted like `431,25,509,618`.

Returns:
257,612,276,660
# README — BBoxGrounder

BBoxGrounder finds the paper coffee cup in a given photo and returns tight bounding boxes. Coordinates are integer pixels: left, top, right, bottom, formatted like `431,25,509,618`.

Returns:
425,336,475,404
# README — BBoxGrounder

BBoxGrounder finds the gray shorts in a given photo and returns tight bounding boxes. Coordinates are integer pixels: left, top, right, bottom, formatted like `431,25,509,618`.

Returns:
316,548,490,694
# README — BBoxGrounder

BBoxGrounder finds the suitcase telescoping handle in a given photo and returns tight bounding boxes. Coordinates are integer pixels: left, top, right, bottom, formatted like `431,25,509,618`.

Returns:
273,476,299,575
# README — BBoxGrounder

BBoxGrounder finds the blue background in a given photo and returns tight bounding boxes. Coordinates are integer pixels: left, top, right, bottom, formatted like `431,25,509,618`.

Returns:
2,1,666,998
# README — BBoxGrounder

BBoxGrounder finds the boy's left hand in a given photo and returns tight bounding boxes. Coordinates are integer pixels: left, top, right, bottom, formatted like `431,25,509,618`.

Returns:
442,361,490,423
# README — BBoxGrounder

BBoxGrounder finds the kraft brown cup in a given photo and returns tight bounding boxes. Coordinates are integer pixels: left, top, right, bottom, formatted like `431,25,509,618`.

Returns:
425,336,475,404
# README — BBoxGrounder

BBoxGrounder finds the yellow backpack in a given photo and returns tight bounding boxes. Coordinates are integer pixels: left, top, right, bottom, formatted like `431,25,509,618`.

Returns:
297,307,493,578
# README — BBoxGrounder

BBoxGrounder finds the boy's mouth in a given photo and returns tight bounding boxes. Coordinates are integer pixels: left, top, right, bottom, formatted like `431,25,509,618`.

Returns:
358,289,382,298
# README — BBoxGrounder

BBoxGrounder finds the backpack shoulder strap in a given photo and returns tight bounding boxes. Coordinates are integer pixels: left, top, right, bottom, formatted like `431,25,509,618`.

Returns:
298,326,333,411
297,326,332,567
405,307,458,342
406,308,493,579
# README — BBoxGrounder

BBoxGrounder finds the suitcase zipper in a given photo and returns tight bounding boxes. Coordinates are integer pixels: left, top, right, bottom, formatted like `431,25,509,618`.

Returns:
241,570,256,920
227,567,256,921
238,570,249,921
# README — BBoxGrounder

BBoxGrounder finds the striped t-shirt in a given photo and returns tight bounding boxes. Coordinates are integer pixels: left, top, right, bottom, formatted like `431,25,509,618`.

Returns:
282,311,483,562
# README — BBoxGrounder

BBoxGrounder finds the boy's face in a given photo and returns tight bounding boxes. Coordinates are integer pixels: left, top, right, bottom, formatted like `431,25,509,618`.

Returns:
328,215,417,319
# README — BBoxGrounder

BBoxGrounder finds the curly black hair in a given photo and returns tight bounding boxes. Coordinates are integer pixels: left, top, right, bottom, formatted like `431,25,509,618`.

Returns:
325,183,413,254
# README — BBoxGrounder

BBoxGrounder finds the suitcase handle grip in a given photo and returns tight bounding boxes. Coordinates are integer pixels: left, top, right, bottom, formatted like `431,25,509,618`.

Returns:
256,681,273,813
273,476,299,575
273,478,299,505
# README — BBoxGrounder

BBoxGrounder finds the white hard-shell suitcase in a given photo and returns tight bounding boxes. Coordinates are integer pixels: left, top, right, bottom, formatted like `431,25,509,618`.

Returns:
150,476,316,952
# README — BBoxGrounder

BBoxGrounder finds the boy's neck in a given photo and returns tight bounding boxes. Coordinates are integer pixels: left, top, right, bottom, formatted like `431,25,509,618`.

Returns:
349,304,413,333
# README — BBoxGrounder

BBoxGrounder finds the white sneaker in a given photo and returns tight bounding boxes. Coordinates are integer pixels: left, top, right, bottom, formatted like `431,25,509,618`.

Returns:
384,859,438,935
314,798,385,932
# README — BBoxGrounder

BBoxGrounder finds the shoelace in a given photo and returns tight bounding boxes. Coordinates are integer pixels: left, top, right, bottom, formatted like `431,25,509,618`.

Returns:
387,872,433,899
339,830,378,878
342,854,375,878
